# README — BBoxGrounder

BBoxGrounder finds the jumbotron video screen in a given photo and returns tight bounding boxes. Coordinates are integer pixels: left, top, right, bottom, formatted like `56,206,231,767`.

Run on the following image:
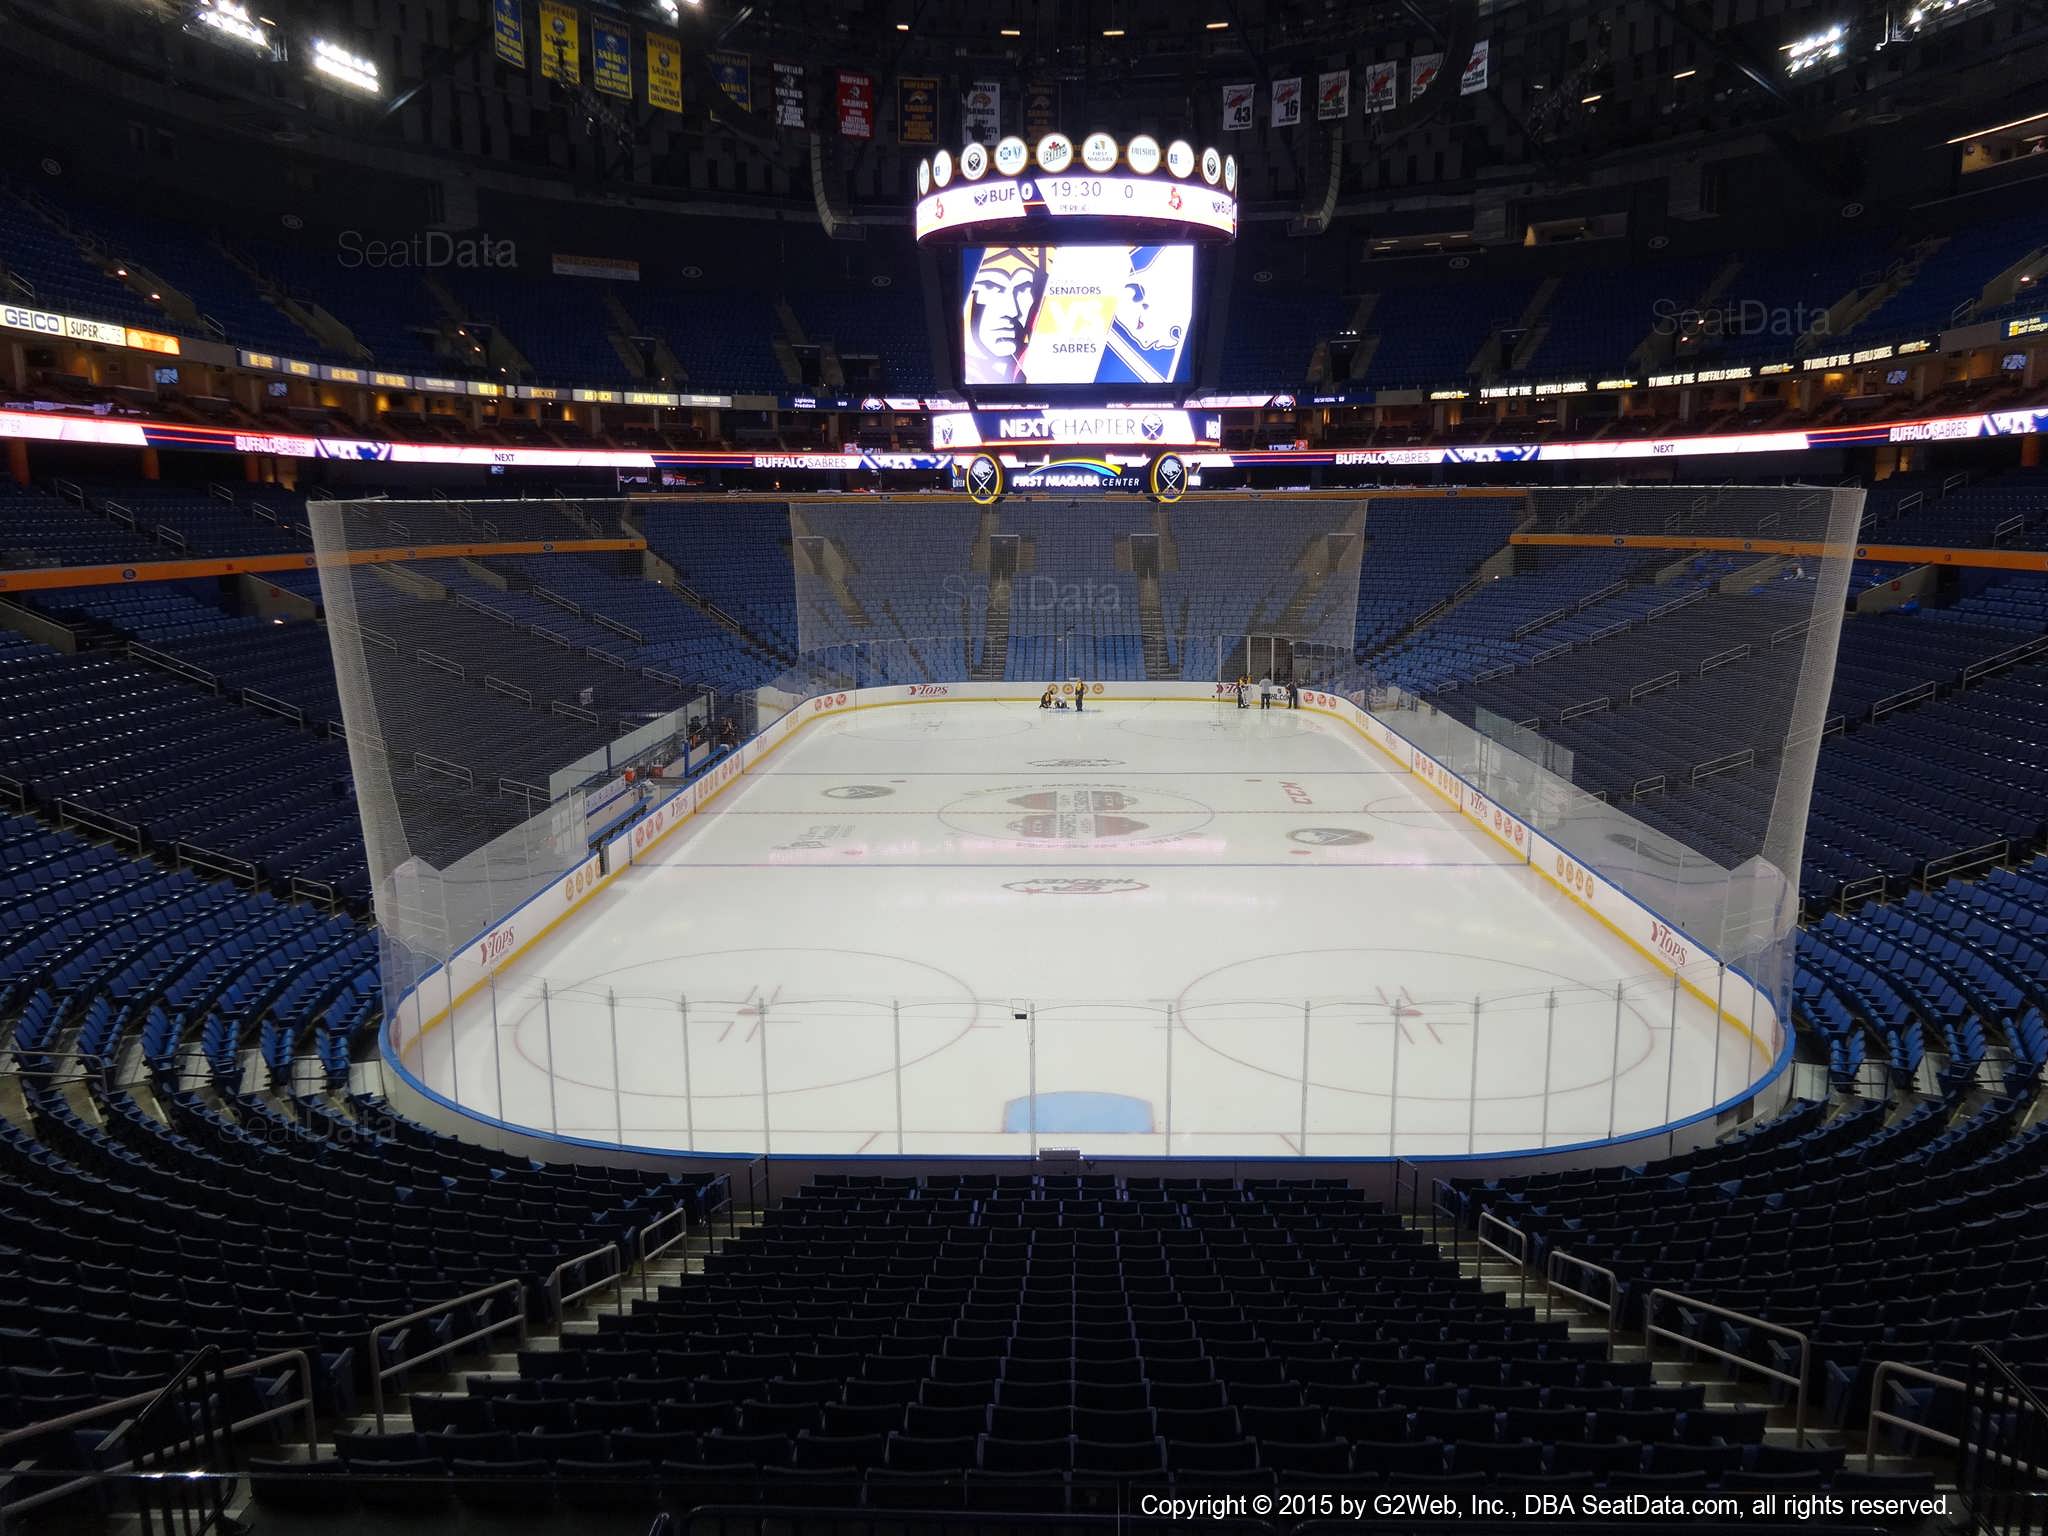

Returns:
959,243,1197,387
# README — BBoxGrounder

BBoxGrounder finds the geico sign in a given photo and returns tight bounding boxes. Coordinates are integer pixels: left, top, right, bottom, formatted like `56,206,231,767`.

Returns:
1648,919,1692,967
3,305,66,337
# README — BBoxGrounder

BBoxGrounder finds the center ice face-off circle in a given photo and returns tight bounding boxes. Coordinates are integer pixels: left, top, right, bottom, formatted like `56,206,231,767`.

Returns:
939,782,1214,847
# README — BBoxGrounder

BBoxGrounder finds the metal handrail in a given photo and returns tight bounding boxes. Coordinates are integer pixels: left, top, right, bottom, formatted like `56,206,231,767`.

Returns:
1545,1250,1619,1340
1691,747,1754,784
1962,633,2048,688
1871,679,1938,722
367,1279,527,1431
546,1241,625,1321
1429,1178,1460,1252
1576,577,1629,611
637,1206,692,1300
0,1348,316,1524
1477,1209,1531,1309
1644,1287,1808,1446
1629,669,1681,702
1959,1344,2048,1511
1867,1360,1968,1470
1513,603,1572,640
1392,1157,1423,1232
240,687,304,725
1923,839,2008,889
1644,587,1706,621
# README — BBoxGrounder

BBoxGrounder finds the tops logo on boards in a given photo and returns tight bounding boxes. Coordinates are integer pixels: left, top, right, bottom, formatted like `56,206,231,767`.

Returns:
1649,919,1691,967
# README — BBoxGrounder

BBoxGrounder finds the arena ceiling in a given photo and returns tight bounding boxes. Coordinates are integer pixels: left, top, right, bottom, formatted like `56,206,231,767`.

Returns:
2,0,2045,235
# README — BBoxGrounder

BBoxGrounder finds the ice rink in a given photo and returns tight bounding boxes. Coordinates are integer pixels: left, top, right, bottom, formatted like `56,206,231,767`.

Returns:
408,699,1768,1157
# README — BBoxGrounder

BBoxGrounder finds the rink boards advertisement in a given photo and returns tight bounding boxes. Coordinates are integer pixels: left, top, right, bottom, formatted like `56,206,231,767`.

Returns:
388,680,1783,1118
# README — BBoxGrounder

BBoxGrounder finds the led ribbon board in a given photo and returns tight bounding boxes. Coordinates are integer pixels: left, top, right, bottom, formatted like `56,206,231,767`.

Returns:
917,173,1237,243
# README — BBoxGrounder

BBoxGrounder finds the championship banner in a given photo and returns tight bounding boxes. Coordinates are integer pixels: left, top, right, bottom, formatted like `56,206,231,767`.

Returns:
591,17,631,99
492,0,525,69
1022,80,1058,139
1316,69,1350,121
837,70,874,139
963,79,1001,145
537,0,579,81
1364,61,1397,112
772,61,804,128
645,31,682,112
710,50,751,111
1410,52,1444,100
897,75,937,144
1271,76,1302,128
1461,39,1490,95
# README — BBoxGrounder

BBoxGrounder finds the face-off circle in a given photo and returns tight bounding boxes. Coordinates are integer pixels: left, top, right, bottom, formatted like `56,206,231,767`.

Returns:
513,946,981,1099
941,783,1213,847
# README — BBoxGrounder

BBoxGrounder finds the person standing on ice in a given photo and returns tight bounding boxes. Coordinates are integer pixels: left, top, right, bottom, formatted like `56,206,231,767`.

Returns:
1072,677,1086,713
1259,675,1274,710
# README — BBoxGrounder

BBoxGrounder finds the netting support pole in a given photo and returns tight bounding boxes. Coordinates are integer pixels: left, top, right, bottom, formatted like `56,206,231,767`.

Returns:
542,980,558,1137
892,1002,905,1156
679,997,694,1153
1163,1002,1175,1155
1298,1002,1312,1156
608,988,624,1147
1714,963,1727,1105
1467,997,1481,1155
489,973,505,1125
757,998,772,1156
445,964,459,1106
1751,965,1763,1071
1609,983,1625,1140
1027,1007,1038,1158
1664,969,1681,1148
1388,994,1403,1158
1540,991,1557,1148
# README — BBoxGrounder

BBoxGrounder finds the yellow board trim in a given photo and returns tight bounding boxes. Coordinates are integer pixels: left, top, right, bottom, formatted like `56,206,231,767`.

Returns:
1312,698,1772,1062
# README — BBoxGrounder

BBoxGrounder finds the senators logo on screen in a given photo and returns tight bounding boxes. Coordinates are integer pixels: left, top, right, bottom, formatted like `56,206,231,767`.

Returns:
961,244,1195,386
